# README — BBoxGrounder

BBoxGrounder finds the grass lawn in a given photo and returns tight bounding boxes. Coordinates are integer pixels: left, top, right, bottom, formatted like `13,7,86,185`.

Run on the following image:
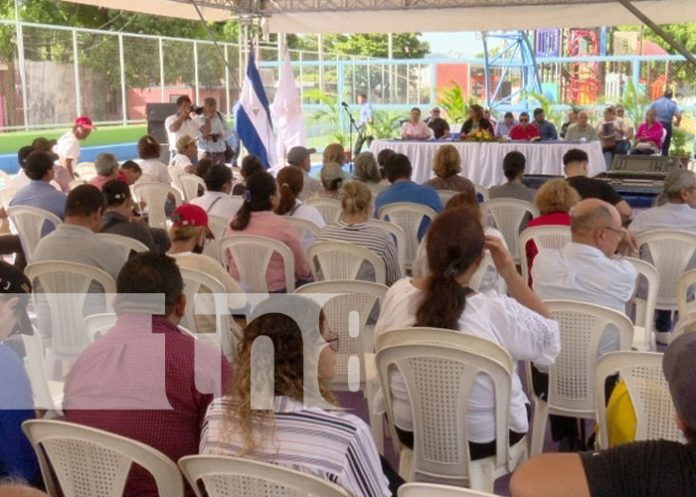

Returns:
0,124,147,154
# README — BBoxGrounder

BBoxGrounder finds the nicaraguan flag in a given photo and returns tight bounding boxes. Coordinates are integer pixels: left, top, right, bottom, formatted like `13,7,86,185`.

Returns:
236,50,276,169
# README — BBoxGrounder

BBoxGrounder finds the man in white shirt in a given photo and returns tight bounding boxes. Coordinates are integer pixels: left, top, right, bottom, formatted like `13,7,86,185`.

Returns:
532,198,637,450
198,97,228,166
630,169,696,343
190,164,242,221
165,95,201,159
287,146,321,201
54,116,95,190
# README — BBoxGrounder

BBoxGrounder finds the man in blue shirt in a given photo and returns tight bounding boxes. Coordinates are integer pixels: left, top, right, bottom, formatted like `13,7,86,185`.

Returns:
10,151,67,228
533,108,559,141
650,89,682,156
353,93,374,157
375,153,442,240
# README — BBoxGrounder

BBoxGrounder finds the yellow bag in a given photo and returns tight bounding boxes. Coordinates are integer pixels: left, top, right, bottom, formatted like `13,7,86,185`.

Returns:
604,380,637,447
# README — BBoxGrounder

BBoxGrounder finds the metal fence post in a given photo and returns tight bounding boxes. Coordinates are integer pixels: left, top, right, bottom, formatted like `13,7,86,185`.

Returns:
193,40,200,103
159,38,165,101
13,0,29,130
224,44,231,114
118,34,127,125
72,28,81,116
632,57,640,90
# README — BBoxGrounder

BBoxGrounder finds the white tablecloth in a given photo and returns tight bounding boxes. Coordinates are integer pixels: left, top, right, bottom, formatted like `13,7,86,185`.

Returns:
370,140,606,188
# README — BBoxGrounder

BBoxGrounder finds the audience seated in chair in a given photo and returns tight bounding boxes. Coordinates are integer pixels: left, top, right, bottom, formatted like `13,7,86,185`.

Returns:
375,208,560,458
376,148,395,184
170,135,197,176
630,169,696,343
509,112,540,142
511,333,696,497
319,163,345,200
425,144,475,193
353,151,387,193
190,164,241,222
8,144,35,191
225,171,311,293
63,253,230,497
322,143,346,167
199,295,400,497
427,117,451,140
136,135,170,184
274,166,326,248
563,111,598,142
118,160,142,186
459,104,495,139
231,155,264,196
400,108,432,140
0,261,41,487
532,108,559,141
488,151,536,203
88,153,120,191
318,181,399,286
524,179,580,285
630,108,664,155
495,111,517,138
287,145,322,201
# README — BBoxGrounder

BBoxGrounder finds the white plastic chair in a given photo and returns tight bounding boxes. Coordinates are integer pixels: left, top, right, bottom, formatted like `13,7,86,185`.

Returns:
529,300,635,455
286,216,321,241
75,162,97,182
305,197,342,224
307,240,387,284
84,312,118,342
202,214,230,264
168,164,185,191
179,267,235,361
219,234,296,293
473,184,490,203
25,261,116,378
378,202,438,271
23,419,184,497
179,174,206,202
636,230,696,313
132,182,183,229
21,332,64,414
481,199,539,265
436,189,459,207
0,187,18,211
624,257,659,351
367,218,407,278
295,280,389,452
399,482,500,497
518,225,571,284
677,269,696,319
178,455,350,497
0,169,12,188
376,328,527,492
7,205,63,262
96,233,150,259
594,351,682,450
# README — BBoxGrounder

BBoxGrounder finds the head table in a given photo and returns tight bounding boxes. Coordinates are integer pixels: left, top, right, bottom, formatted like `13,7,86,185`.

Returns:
369,139,606,188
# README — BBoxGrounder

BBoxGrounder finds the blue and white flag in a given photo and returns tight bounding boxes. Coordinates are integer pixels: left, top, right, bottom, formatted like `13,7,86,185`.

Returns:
236,50,276,169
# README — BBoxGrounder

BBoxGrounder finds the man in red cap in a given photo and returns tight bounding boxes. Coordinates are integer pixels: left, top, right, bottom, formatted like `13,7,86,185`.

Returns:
54,116,95,191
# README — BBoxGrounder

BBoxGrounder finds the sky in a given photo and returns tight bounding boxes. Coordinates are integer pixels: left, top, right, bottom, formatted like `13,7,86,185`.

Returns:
422,32,503,58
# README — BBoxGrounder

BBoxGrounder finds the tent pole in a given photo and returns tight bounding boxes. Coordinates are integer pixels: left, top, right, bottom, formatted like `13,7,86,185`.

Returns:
615,0,696,66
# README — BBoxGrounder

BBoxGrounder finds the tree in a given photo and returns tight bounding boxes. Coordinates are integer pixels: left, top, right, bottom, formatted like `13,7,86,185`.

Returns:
641,23,696,56
324,33,430,59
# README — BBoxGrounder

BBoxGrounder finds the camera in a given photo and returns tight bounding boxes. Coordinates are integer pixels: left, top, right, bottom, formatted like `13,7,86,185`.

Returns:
192,106,205,115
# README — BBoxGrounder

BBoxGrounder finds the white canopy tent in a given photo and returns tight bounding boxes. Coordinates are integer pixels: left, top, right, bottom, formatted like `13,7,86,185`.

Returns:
61,0,696,32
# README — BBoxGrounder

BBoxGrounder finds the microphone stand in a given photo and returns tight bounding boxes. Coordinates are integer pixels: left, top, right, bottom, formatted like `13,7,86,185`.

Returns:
342,103,361,174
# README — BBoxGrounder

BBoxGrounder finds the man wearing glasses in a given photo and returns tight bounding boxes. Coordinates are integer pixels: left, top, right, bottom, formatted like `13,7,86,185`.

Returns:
509,112,541,141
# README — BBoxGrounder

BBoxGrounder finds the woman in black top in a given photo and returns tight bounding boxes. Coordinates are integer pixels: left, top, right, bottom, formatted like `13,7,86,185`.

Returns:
460,104,495,137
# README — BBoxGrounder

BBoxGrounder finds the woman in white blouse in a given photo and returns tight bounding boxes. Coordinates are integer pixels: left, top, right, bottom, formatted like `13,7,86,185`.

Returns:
273,166,326,248
375,208,560,459
136,134,170,184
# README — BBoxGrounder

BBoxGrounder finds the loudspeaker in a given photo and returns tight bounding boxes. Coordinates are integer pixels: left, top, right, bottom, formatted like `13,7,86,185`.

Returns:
146,103,178,144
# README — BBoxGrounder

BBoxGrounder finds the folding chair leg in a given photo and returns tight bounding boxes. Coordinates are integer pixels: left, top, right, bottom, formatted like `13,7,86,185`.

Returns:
530,400,549,456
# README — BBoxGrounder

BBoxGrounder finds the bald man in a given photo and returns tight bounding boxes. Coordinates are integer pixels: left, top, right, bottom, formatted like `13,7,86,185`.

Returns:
0,485,47,497
564,111,598,142
531,198,638,451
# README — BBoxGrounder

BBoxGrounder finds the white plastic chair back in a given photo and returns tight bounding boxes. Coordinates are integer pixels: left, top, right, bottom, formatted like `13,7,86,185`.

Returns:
305,197,342,224
21,332,64,413
84,312,117,342
7,205,63,262
203,214,230,264
219,234,296,293
594,351,682,449
179,267,235,360
0,187,18,210
625,257,659,351
307,240,387,284
179,174,206,202
168,164,185,190
468,251,496,293
96,233,150,260
473,184,490,202
376,328,524,491
367,219,407,278
296,280,388,388
132,182,183,229
436,189,459,206
0,169,12,188
636,229,696,310
178,455,350,497
481,199,539,264
518,225,571,283
530,300,634,455
378,202,438,271
398,482,500,497
25,261,116,361
75,162,97,181
677,269,696,319
286,217,321,242
23,419,184,497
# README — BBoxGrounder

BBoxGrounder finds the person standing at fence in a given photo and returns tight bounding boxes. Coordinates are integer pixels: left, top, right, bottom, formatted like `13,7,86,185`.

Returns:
198,97,228,167
165,95,200,159
649,89,682,156
353,93,374,157
54,116,95,189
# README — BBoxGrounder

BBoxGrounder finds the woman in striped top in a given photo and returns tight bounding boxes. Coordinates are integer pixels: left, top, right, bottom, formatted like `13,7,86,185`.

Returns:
200,296,395,497
318,181,400,285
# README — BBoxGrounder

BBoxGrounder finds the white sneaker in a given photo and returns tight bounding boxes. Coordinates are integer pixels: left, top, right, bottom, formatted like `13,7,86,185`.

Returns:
655,331,672,345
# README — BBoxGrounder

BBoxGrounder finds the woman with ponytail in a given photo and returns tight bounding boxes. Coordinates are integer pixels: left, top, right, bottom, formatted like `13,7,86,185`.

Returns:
225,171,311,292
375,208,560,459
274,166,326,248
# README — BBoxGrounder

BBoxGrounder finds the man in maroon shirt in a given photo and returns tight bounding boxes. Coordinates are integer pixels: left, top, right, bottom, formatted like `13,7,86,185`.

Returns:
509,112,541,142
63,253,231,497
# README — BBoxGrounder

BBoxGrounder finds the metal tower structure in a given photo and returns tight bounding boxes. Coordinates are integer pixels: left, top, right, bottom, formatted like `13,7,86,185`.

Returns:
482,31,541,111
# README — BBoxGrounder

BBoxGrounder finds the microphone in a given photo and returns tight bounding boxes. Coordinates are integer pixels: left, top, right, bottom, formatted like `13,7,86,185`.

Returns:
341,101,349,108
